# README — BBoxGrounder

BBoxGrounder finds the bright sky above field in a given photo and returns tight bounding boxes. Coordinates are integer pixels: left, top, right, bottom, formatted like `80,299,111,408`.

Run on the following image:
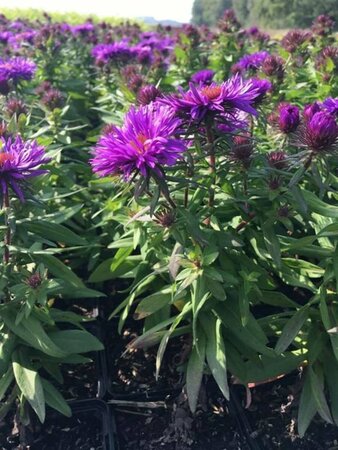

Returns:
0,0,194,23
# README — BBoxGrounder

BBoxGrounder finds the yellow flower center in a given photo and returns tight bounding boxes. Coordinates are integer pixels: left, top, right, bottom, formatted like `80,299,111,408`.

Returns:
201,85,222,100
131,133,149,153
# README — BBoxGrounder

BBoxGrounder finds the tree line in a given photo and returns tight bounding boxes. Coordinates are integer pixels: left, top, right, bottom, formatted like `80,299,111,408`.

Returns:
192,0,337,29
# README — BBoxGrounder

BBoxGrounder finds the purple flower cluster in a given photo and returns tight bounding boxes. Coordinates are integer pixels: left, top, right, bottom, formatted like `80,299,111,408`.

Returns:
190,69,215,85
161,75,270,124
91,41,136,65
91,104,186,179
233,51,269,74
0,136,50,201
92,32,174,68
0,57,36,83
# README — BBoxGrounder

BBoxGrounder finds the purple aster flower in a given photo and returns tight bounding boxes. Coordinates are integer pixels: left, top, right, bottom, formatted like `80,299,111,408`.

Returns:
234,51,269,73
91,41,136,65
161,75,265,123
250,78,272,104
300,111,338,154
190,69,215,85
0,57,36,83
90,104,186,179
72,23,95,35
322,98,338,117
303,102,321,122
0,136,51,202
278,103,300,133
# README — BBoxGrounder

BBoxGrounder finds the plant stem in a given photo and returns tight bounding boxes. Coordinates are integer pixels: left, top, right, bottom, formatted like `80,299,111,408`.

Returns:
206,123,216,209
3,187,10,265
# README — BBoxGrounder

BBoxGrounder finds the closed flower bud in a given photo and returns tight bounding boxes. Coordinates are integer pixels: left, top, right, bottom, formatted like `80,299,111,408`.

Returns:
267,151,288,170
278,103,300,133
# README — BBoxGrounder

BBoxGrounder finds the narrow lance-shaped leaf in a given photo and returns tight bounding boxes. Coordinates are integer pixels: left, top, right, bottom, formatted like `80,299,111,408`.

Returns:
12,350,45,423
275,306,309,354
187,331,206,413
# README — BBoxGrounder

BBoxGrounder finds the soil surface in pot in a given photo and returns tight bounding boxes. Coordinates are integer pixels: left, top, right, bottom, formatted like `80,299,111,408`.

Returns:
242,372,338,449
115,388,249,450
107,319,185,398
0,407,105,450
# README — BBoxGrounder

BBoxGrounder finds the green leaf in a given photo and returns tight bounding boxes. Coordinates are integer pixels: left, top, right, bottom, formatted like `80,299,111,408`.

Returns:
12,349,45,423
303,190,338,218
187,331,206,413
34,255,85,288
48,330,103,354
0,367,14,401
201,314,229,399
260,291,298,308
324,357,338,426
41,378,71,417
134,287,173,320
244,353,304,384
156,303,192,379
20,221,87,246
298,370,318,437
309,366,333,424
262,222,281,268
0,331,16,377
110,247,134,272
275,307,309,354
192,276,209,346
2,310,67,358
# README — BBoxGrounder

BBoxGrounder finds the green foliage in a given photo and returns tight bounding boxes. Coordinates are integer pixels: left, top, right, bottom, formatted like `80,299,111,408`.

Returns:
193,0,338,28
192,0,233,26
0,7,138,26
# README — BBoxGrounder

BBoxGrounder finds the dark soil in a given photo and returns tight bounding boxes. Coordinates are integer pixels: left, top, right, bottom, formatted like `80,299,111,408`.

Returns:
61,359,99,399
242,373,338,449
0,406,105,450
106,320,185,398
115,388,250,450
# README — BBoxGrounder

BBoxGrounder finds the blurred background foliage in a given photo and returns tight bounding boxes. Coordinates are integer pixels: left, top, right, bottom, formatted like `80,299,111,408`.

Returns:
192,0,338,29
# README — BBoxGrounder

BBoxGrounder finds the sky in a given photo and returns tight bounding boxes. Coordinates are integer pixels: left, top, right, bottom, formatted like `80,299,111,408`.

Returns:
0,0,194,23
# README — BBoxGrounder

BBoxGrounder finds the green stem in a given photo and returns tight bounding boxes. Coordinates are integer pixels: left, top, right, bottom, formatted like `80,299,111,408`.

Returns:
206,123,216,209
3,187,10,265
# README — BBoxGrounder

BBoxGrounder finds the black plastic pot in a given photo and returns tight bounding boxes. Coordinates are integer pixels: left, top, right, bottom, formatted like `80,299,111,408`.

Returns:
85,319,108,399
68,399,118,450
229,386,264,450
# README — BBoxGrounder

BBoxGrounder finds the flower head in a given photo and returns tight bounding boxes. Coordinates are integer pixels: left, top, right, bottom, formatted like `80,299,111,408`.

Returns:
262,55,285,80
190,69,215,85
281,30,312,53
321,98,338,117
300,111,338,154
303,102,321,122
0,57,36,83
233,51,269,73
91,104,186,179
161,75,266,123
278,103,300,133
0,136,50,201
